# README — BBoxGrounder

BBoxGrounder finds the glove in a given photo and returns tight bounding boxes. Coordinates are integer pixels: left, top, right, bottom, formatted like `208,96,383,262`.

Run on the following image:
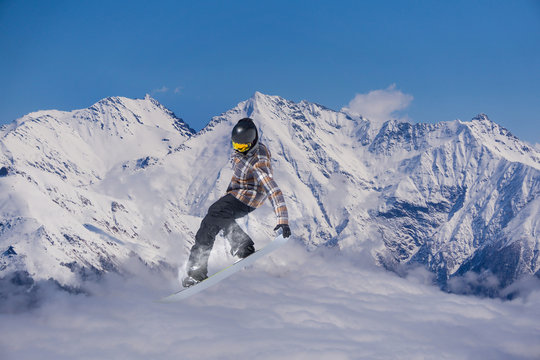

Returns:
274,224,291,238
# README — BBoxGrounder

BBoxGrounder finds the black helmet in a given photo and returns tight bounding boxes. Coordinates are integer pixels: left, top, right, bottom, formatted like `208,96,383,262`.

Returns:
231,118,258,153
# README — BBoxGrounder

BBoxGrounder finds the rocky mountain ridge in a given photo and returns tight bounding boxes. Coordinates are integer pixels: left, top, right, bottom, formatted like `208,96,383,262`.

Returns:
1,92,538,297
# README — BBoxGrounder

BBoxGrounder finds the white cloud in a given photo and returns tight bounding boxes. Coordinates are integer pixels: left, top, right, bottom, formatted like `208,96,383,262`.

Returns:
342,84,413,128
152,86,169,94
1,241,539,359
150,86,182,95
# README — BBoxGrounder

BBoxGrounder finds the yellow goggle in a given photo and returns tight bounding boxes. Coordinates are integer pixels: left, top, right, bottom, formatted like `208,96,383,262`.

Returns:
232,141,252,152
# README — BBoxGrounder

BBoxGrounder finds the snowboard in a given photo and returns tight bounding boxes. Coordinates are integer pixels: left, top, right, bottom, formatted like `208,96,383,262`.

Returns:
159,231,288,302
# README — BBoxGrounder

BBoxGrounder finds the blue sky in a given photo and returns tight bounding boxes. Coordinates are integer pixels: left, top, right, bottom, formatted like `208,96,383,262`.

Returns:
1,0,539,142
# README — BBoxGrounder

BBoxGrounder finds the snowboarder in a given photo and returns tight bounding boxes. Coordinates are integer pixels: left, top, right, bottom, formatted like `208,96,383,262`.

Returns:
182,118,291,287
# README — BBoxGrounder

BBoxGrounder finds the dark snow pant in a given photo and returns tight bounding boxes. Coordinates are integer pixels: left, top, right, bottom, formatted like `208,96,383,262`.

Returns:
187,194,255,274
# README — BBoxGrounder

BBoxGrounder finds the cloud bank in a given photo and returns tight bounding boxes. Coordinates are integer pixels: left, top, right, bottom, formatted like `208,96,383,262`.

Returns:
1,238,539,360
342,84,413,128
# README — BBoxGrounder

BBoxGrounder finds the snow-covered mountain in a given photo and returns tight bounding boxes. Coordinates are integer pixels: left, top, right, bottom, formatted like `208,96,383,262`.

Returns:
1,92,539,296
0,95,194,286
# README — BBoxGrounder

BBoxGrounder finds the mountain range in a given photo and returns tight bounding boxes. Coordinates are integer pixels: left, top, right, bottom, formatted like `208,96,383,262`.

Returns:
1,92,539,297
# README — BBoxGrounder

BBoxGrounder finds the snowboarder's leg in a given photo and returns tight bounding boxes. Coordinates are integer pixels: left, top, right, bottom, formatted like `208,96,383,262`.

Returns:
185,194,255,284
185,216,220,281
224,222,255,258
220,195,256,258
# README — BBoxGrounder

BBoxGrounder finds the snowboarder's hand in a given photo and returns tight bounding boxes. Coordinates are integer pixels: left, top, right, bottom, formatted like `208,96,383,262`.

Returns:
274,224,291,238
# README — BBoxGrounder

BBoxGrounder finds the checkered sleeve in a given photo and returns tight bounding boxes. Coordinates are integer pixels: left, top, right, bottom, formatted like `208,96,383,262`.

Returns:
253,160,288,225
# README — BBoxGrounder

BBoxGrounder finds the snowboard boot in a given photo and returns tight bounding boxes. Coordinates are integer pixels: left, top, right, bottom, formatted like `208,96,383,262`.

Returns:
230,241,255,259
182,264,208,288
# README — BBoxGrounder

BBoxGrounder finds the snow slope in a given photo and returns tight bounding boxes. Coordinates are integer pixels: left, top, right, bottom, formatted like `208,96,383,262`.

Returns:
0,92,539,296
0,95,194,285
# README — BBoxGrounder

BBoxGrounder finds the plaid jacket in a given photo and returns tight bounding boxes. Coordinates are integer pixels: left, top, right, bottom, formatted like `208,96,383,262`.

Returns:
226,142,288,225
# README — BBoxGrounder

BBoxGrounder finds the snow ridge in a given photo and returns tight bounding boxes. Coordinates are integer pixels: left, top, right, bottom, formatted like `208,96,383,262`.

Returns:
1,92,539,296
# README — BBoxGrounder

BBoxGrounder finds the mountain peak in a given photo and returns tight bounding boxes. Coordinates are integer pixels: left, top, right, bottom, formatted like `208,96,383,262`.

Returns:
252,90,276,99
472,113,491,122
252,90,265,99
234,91,289,119
94,96,127,107
143,94,166,109
250,91,287,105
94,94,159,109
468,113,517,140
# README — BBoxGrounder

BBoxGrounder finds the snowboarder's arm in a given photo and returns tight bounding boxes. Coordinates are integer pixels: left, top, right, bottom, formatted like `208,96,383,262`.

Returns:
253,161,288,225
